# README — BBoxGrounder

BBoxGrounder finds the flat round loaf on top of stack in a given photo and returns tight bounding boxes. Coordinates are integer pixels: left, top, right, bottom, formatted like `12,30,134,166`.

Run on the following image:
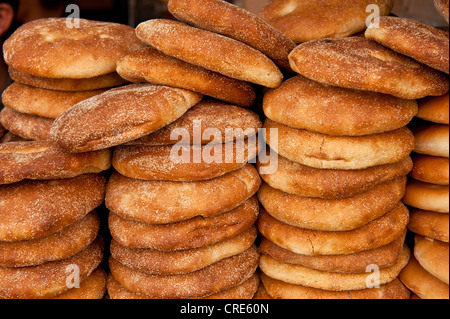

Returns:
259,0,394,43
127,100,262,146
167,0,296,70
135,19,283,88
288,37,449,99
117,47,256,107
50,84,203,153
1,82,107,119
3,18,145,79
262,75,418,136
0,141,111,185
105,164,261,224
365,16,449,74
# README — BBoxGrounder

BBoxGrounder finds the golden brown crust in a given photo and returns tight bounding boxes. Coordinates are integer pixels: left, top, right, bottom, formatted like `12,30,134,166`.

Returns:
168,0,296,70
257,203,409,256
127,100,262,146
434,0,450,23
414,236,449,285
288,37,449,99
113,140,259,182
0,132,28,143
259,0,394,43
260,231,406,274
108,196,259,250
110,227,257,275
106,164,261,224
0,212,100,268
260,273,410,299
416,93,449,125
413,124,449,158
117,47,256,107
399,255,449,299
0,237,104,299
265,119,415,170
9,68,128,91
3,18,145,79
403,179,449,213
259,154,412,199
365,17,449,74
0,108,52,141
263,75,418,136
51,84,203,153
259,246,410,291
0,174,106,242
1,82,107,119
109,246,259,299
107,273,259,300
254,283,273,299
258,177,407,232
408,209,449,243
135,19,283,88
0,141,112,185
410,155,449,186
52,267,107,299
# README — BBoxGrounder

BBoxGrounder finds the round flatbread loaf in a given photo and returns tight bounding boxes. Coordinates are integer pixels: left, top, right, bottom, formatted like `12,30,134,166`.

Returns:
413,124,449,158
258,154,413,199
135,19,283,88
257,203,409,256
0,174,106,242
414,235,449,285
51,84,203,153
258,177,407,232
265,119,415,170
263,75,418,136
0,108,52,141
112,140,259,182
416,94,449,125
408,209,449,243
3,18,145,79
117,47,256,107
1,82,107,119
403,179,449,213
410,155,449,186
259,0,394,43
168,0,296,70
106,164,261,224
0,141,111,185
288,37,449,99
365,17,449,74
127,100,262,146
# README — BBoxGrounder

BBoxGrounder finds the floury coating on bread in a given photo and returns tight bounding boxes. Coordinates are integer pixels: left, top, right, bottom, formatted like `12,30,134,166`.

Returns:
0,108,53,141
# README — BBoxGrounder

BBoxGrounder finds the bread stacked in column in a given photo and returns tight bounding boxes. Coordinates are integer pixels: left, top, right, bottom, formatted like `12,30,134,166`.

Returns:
255,3,449,298
0,18,145,299
363,12,449,300
97,0,297,299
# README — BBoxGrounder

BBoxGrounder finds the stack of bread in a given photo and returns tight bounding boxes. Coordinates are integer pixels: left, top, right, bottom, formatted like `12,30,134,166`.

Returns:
0,18,146,299
399,91,449,300
255,0,449,299
45,0,295,299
